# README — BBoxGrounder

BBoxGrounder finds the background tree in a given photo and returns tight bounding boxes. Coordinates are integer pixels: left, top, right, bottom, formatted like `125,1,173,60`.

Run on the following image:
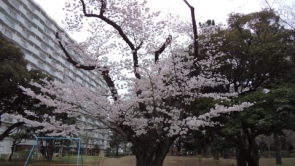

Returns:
7,126,31,162
202,10,295,166
210,136,235,159
0,32,74,161
181,130,214,157
0,33,54,141
17,1,252,166
0,32,29,140
262,0,295,30
109,132,126,157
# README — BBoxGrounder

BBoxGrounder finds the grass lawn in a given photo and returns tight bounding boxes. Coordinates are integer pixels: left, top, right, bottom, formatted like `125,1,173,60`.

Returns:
1,156,295,166
0,155,99,166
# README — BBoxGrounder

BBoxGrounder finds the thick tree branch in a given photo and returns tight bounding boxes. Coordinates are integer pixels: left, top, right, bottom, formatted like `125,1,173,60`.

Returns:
136,41,143,50
78,1,152,116
55,32,118,101
80,0,142,79
99,0,107,15
80,0,135,50
183,0,198,60
155,35,172,63
55,32,96,71
0,122,25,142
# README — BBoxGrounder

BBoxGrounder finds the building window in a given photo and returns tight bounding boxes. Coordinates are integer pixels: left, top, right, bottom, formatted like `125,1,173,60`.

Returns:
9,0,20,9
25,21,32,30
28,3,35,12
7,6,18,18
39,52,46,60
21,39,28,48
5,16,15,28
51,59,56,64
40,43,48,51
4,28,13,38
64,68,69,74
37,61,45,69
43,27,50,34
54,43,61,51
26,11,34,20
50,67,55,74
52,51,59,57
65,61,70,67
42,35,49,43
45,20,51,27
22,28,30,38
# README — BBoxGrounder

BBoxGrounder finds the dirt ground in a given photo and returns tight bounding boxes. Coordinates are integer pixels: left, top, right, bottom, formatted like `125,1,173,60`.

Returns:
97,156,235,166
97,156,295,166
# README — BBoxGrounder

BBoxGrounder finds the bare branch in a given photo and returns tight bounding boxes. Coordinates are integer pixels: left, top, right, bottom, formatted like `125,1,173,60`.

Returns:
102,69,118,101
136,41,143,50
80,0,135,49
80,0,142,79
55,32,97,70
263,0,295,30
99,0,107,15
0,122,25,142
55,32,119,101
183,0,199,60
155,35,172,63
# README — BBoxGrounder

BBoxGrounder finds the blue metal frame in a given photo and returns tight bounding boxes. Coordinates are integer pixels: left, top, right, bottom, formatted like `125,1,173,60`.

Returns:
24,137,81,166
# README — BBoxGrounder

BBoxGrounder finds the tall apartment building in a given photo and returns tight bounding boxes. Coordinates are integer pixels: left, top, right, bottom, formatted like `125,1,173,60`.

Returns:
0,0,109,156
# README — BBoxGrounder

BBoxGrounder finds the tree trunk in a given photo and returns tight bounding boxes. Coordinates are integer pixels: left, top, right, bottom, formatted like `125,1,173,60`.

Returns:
212,152,219,160
235,139,260,166
274,133,282,164
59,146,63,157
235,147,247,166
43,140,54,161
235,133,248,166
176,138,181,156
267,142,271,158
245,138,259,166
116,144,119,157
133,137,176,166
8,143,16,162
124,142,127,155
169,145,174,156
204,144,211,158
223,150,230,159
85,139,89,155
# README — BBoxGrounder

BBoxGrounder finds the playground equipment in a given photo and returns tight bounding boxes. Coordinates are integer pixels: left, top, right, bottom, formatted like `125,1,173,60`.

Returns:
24,137,82,166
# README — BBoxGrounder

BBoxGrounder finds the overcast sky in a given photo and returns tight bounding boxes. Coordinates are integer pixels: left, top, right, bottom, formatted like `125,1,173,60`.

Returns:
34,0,295,42
34,0,264,27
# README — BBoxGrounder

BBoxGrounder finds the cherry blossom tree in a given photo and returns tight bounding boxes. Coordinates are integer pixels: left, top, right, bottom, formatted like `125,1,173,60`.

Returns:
16,0,253,165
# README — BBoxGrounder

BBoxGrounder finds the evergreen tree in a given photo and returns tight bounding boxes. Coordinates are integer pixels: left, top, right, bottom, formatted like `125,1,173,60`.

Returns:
0,33,55,142
203,10,295,166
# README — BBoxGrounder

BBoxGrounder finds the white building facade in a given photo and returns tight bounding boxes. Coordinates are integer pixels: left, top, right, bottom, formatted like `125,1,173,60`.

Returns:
0,0,109,156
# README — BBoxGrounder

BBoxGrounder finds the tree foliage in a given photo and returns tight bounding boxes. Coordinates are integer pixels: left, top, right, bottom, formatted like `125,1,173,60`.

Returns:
0,33,43,141
204,10,295,166
0,33,69,143
8,127,31,162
